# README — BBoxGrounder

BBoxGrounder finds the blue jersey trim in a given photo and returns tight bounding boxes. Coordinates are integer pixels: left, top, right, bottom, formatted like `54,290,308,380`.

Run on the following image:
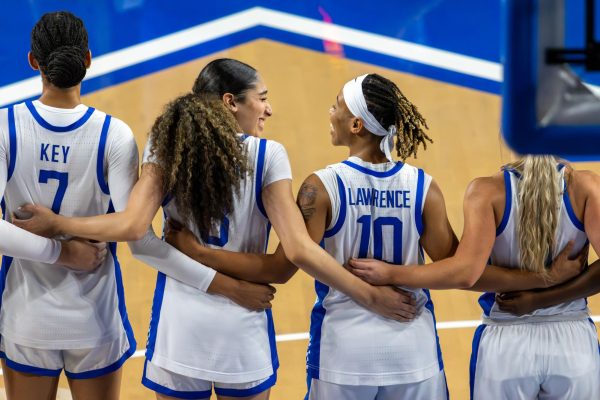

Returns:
0,255,13,323
0,352,62,377
264,222,272,253
478,292,495,317
107,202,137,360
563,181,585,232
265,308,279,371
341,159,404,177
25,101,95,132
146,272,167,361
496,170,512,236
65,345,135,379
6,106,16,181
306,279,330,380
323,174,346,238
423,289,444,371
215,372,277,397
469,324,487,400
161,193,173,207
142,361,212,399
415,168,425,236
255,138,268,218
96,115,111,195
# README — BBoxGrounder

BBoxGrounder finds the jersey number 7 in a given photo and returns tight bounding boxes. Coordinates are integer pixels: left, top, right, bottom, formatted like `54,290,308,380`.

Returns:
39,170,68,214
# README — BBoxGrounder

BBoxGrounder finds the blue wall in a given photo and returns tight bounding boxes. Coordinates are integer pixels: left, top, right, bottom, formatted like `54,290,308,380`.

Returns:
0,1,595,96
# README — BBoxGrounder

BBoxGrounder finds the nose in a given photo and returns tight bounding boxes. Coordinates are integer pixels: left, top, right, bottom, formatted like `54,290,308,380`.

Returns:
265,102,273,117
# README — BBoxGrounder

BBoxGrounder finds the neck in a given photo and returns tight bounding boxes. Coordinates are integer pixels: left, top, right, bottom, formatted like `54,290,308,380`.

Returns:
38,83,82,109
348,136,389,163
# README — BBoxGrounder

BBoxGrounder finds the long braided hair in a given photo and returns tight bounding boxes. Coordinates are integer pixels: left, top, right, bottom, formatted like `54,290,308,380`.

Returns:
362,74,432,160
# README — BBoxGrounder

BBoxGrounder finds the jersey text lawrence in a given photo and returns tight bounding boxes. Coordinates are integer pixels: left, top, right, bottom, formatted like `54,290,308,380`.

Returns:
347,187,410,208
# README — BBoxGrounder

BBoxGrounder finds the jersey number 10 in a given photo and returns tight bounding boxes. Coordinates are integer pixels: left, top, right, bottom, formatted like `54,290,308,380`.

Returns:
357,215,402,263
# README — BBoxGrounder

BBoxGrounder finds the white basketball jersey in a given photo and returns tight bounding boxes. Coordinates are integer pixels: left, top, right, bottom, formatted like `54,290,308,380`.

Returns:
144,135,290,383
307,156,444,386
0,101,135,350
481,167,589,323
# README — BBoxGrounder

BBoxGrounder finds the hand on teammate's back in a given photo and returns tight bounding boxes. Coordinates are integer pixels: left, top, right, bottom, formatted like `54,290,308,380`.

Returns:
57,239,107,272
495,291,537,316
546,241,588,286
346,258,395,286
13,203,61,238
164,218,199,256
231,280,277,311
366,285,417,322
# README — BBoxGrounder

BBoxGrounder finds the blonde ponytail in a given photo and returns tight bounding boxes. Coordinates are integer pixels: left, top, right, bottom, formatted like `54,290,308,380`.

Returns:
506,155,561,274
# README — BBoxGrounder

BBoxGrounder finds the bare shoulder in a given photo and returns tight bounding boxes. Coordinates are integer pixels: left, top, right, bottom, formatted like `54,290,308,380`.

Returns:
568,169,600,214
423,178,446,208
464,172,504,204
297,173,330,222
570,169,600,192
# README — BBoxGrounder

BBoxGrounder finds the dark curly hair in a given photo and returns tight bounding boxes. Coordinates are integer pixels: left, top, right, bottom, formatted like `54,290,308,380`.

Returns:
362,74,432,160
30,11,89,89
149,93,249,237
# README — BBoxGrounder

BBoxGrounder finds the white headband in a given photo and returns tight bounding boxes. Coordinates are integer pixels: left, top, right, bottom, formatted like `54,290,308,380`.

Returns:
342,74,397,162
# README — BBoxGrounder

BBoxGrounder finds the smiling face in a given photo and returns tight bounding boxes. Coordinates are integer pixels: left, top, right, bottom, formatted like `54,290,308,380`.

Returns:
232,76,272,136
329,90,357,146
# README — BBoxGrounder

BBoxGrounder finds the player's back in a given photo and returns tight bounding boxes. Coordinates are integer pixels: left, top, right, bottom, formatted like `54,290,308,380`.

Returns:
0,100,133,349
307,156,443,386
147,135,288,381
483,166,589,322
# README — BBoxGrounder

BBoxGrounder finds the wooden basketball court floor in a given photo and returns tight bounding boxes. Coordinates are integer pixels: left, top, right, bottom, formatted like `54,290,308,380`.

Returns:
2,39,600,399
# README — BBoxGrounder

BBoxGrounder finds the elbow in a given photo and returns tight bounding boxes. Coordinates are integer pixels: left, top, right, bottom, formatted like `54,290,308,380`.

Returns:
457,274,479,289
456,266,483,289
124,220,147,242
270,268,296,284
279,235,309,267
285,245,310,268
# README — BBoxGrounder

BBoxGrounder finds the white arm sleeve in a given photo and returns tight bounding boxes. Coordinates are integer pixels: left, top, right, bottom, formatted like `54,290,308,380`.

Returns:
106,122,216,291
262,140,292,187
0,109,61,263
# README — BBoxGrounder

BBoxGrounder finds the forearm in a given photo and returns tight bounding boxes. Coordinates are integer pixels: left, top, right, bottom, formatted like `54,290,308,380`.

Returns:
57,211,145,242
128,229,216,291
289,240,375,306
0,220,61,263
468,265,550,292
518,260,600,309
188,242,296,284
390,256,485,290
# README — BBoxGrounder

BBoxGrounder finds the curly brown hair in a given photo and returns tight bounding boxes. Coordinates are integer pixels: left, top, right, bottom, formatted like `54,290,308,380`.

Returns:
149,93,249,238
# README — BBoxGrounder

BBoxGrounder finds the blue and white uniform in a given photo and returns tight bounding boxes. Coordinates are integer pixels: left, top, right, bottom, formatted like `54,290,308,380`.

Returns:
0,100,136,378
306,156,447,400
141,135,292,399
470,167,600,399
0,101,220,379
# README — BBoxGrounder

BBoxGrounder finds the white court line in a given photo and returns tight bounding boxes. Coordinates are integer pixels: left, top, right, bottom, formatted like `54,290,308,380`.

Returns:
0,7,502,107
0,315,599,376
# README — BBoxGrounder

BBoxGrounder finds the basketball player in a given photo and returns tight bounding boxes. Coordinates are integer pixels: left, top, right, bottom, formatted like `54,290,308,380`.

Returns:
348,156,599,399
2,13,279,400
15,61,416,399
162,73,455,399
